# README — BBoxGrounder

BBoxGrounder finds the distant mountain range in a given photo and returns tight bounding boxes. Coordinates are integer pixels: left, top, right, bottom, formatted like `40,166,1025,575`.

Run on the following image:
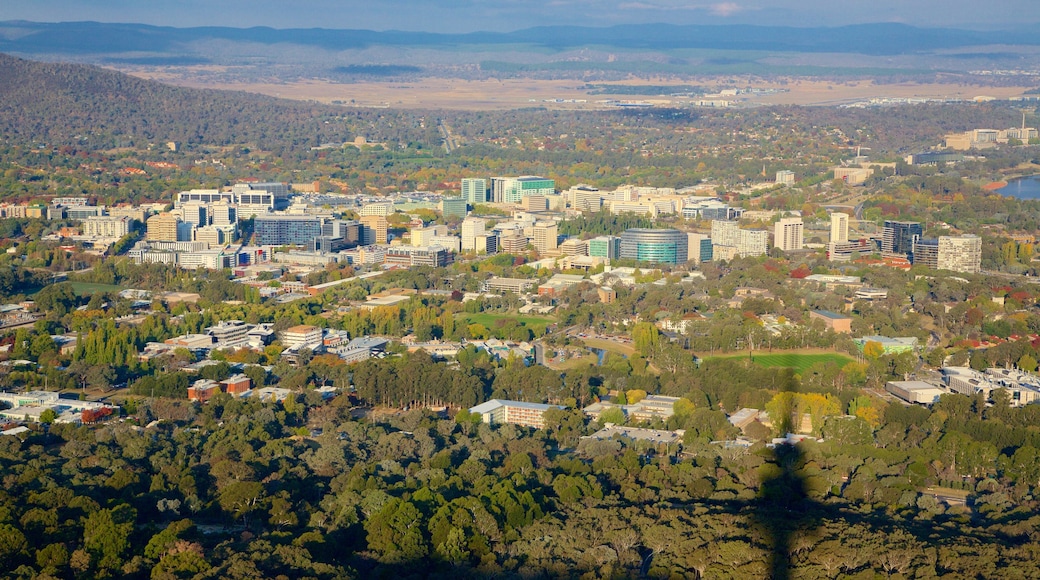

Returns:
1,20,1037,58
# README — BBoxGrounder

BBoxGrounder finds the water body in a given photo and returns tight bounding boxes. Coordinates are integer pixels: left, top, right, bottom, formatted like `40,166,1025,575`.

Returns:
997,175,1040,199
589,347,607,366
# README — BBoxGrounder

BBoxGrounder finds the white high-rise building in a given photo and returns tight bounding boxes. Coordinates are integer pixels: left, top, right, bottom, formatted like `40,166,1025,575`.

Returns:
937,235,982,274
711,220,767,258
461,217,486,251
830,213,849,244
773,217,804,252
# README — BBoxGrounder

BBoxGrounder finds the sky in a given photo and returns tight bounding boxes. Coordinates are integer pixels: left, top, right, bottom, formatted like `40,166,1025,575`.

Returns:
5,0,1037,32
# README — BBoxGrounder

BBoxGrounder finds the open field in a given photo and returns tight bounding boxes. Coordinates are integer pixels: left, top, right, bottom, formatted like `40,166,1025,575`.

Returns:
458,312,554,328
580,336,637,357
126,71,1036,110
68,282,125,296
706,351,854,373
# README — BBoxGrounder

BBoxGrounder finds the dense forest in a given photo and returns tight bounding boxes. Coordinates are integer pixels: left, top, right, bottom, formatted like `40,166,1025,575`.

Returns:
1,384,1040,579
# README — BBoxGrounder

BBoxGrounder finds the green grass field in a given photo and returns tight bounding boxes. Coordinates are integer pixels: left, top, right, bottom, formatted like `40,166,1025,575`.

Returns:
68,282,125,296
459,313,554,328
707,352,853,373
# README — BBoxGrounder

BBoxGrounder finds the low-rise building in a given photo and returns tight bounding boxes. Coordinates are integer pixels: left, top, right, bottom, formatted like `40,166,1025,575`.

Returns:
281,325,323,349
886,381,946,405
809,310,852,333
468,399,565,429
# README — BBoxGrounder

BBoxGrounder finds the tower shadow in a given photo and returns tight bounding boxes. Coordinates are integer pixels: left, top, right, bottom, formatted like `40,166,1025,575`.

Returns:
749,442,817,580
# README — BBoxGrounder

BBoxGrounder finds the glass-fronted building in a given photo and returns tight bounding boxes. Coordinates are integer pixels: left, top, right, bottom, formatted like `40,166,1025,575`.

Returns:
619,228,689,264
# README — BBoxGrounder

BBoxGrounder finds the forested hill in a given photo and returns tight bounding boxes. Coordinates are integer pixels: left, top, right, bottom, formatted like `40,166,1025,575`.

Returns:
0,53,359,151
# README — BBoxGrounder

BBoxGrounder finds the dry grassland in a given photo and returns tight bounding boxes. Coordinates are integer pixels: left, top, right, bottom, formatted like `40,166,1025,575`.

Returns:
128,70,1035,110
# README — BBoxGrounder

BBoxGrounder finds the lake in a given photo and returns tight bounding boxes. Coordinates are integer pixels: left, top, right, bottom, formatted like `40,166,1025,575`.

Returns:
997,175,1040,199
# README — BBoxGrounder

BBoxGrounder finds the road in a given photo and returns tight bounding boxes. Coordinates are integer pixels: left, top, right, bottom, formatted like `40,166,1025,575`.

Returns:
438,120,460,153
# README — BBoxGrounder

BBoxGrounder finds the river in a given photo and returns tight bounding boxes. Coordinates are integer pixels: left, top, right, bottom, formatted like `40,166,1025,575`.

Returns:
996,175,1040,199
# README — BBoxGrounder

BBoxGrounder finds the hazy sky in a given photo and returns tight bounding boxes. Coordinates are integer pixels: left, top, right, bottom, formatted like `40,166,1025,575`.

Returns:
6,0,1036,32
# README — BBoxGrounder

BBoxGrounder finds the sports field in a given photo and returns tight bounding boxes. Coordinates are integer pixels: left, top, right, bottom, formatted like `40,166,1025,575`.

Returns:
708,352,853,373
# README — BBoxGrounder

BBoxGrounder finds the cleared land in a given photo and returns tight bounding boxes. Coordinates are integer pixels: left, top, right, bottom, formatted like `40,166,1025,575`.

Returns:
706,351,854,373
125,71,1036,110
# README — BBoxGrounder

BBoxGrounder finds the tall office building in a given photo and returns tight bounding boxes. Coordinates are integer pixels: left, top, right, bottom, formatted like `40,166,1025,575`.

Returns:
588,236,621,260
496,177,556,204
687,233,712,264
773,217,804,252
441,197,468,218
147,213,183,242
210,202,237,226
830,213,849,244
461,178,487,204
254,215,324,246
360,215,388,245
531,221,559,253
180,203,209,228
882,221,923,257
461,217,486,251
710,220,740,249
619,228,689,264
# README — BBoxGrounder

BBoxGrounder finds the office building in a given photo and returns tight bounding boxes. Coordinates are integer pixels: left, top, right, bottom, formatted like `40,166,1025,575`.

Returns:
495,176,556,204
232,182,289,210
359,215,388,245
619,228,689,264
441,197,468,218
280,325,323,349
359,202,395,217
461,178,487,204
911,239,939,269
411,225,449,248
83,216,131,238
773,217,804,252
211,202,236,226
830,213,849,244
559,238,588,257
882,221,923,258
147,213,185,242
179,203,209,228
531,221,558,254
474,234,498,255
254,215,324,246
588,236,621,260
775,170,795,185
468,399,565,429
195,226,226,247
572,188,604,212
687,233,712,264
384,245,451,268
65,206,104,220
499,233,528,254
461,217,486,251
521,196,548,212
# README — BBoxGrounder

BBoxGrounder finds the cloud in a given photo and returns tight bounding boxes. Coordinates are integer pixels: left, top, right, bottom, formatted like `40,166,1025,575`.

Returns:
709,2,743,16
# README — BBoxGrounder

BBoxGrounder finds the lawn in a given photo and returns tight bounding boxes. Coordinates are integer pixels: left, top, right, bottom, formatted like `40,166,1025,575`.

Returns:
68,282,125,296
459,313,555,328
707,352,854,373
